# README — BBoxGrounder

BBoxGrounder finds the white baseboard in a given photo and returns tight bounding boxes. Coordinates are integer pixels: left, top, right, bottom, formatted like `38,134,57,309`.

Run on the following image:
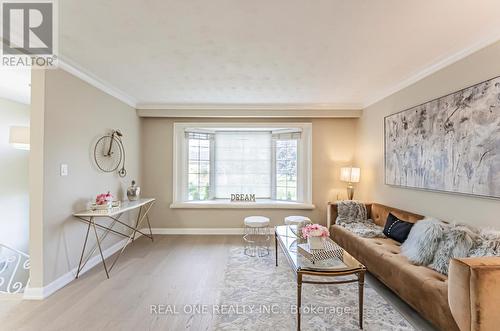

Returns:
144,227,245,235
23,234,141,300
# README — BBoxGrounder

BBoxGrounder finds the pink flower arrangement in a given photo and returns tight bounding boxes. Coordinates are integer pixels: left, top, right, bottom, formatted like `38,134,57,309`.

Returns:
302,224,329,238
96,192,113,205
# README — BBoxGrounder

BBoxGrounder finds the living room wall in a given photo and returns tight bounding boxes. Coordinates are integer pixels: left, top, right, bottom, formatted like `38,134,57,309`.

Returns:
141,117,358,229
37,69,141,286
357,40,500,228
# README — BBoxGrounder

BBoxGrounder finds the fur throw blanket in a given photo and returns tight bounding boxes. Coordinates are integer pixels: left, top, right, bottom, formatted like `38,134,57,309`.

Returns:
429,224,478,275
469,228,500,257
335,201,385,238
338,220,385,238
335,200,367,223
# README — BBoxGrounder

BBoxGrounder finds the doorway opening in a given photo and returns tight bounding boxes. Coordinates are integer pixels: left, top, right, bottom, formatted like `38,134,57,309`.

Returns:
0,67,31,296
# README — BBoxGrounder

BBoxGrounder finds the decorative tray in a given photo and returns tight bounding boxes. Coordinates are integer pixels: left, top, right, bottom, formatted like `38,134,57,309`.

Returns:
298,240,344,262
90,201,121,211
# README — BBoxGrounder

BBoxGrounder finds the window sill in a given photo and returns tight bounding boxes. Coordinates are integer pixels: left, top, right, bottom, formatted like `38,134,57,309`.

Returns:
170,200,315,210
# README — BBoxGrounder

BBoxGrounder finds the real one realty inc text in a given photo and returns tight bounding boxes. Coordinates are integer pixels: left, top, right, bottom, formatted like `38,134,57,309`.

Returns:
150,304,352,316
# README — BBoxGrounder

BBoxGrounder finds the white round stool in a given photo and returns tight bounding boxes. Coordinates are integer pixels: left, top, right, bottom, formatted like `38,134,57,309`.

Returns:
284,216,311,251
243,216,271,257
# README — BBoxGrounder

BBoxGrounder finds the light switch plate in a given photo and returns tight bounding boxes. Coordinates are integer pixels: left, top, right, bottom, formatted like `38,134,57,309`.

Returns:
60,164,68,176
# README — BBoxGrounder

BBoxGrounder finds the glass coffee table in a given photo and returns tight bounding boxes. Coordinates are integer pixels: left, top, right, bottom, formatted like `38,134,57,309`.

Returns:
274,225,366,330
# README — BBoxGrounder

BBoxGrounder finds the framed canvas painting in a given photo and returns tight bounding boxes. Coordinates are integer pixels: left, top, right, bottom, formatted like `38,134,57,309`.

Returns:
384,76,500,199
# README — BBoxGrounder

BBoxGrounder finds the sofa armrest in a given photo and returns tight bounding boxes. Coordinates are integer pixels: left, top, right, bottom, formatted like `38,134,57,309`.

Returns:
448,257,500,331
326,202,337,229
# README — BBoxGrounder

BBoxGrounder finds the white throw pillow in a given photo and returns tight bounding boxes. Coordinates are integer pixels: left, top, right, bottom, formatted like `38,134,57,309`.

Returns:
400,217,446,265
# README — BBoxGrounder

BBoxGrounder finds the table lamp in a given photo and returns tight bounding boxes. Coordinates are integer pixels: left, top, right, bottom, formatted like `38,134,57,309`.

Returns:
340,167,360,200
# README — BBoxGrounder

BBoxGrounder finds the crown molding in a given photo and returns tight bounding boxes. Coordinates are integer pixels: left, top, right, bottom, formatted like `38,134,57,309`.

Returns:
137,108,362,118
137,103,362,118
57,57,137,108
137,102,363,110
362,32,500,108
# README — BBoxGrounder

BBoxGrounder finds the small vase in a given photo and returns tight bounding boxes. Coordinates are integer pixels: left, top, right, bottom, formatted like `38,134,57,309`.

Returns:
308,236,325,250
127,180,140,201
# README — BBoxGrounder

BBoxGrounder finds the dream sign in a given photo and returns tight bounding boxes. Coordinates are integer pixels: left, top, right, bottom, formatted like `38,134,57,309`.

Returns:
230,194,256,202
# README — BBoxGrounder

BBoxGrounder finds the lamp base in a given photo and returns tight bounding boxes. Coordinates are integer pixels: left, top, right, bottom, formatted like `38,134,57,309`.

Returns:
346,183,354,200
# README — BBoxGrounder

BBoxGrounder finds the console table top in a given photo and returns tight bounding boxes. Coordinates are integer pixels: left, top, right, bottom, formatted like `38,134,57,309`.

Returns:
73,198,156,217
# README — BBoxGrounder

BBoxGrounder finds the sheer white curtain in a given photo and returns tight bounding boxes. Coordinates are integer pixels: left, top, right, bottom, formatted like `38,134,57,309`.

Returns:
215,131,272,198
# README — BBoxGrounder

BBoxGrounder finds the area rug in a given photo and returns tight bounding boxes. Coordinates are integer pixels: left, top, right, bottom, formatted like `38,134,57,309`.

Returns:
212,247,414,331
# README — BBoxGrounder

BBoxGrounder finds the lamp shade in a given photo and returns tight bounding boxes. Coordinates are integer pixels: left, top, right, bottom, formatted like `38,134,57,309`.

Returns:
9,126,30,150
340,167,360,183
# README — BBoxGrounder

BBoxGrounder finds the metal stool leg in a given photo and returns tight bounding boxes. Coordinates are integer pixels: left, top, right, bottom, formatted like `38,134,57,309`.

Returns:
244,226,271,257
258,227,270,257
243,226,257,257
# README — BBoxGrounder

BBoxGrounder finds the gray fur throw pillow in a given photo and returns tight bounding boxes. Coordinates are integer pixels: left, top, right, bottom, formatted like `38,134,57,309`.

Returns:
400,217,446,265
429,224,478,275
469,229,500,257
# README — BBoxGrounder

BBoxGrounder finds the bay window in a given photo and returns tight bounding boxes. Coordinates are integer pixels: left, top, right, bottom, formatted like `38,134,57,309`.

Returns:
172,123,313,209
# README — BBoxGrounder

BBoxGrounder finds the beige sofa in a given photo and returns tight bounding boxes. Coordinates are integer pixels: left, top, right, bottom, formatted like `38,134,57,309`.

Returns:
327,202,500,331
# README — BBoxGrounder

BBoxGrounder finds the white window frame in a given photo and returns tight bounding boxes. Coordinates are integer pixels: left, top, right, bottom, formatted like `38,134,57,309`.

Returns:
185,131,215,201
171,122,314,209
272,130,302,202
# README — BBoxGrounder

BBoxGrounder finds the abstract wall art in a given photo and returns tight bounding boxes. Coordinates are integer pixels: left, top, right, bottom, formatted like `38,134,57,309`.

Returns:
385,76,500,198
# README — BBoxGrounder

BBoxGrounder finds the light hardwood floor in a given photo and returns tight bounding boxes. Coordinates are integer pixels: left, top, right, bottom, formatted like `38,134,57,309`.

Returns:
0,235,436,331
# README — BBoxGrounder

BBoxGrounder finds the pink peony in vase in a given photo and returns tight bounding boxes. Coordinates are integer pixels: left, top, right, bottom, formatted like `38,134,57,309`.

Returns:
96,192,113,206
302,224,329,250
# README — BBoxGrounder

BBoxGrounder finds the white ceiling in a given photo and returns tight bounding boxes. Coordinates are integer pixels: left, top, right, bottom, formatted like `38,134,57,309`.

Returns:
55,0,500,108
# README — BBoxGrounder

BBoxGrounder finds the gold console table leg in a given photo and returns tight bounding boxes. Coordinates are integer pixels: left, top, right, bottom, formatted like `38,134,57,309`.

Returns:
91,218,109,279
75,220,91,279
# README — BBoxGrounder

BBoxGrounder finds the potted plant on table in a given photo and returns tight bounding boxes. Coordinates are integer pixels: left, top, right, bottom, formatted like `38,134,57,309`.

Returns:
302,224,330,250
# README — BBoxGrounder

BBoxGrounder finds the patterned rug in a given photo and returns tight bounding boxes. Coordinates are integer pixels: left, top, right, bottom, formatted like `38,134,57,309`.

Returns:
213,247,414,331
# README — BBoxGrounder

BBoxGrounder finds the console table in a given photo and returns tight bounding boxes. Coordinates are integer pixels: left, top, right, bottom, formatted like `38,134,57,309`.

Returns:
73,198,155,279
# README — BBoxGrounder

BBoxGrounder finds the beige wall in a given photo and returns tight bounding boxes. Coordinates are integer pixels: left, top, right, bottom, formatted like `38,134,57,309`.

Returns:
0,97,30,253
357,40,500,229
41,69,141,285
141,117,358,228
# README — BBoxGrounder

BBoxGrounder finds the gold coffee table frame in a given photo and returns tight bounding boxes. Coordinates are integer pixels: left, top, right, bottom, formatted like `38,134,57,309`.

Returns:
275,225,366,330
73,198,155,279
